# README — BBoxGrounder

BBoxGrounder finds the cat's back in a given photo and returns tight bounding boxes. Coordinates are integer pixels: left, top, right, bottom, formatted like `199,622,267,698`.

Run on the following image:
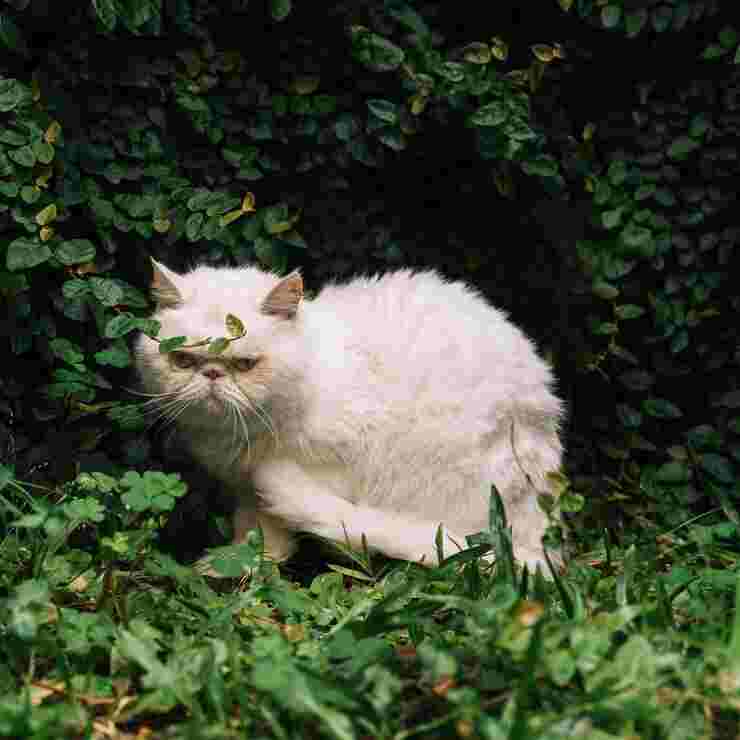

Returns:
310,269,551,394
315,269,504,332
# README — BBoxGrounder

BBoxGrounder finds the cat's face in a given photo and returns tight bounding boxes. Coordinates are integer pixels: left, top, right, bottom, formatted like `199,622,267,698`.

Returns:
135,261,303,442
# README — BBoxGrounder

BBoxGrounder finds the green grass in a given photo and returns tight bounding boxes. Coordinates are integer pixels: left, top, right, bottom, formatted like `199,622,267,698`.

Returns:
1,467,740,739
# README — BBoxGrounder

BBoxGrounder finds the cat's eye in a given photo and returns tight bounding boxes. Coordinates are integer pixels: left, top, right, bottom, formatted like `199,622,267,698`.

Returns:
232,357,259,372
170,351,197,369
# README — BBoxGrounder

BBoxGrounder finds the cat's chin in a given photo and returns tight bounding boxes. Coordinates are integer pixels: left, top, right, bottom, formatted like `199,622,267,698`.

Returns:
203,394,226,412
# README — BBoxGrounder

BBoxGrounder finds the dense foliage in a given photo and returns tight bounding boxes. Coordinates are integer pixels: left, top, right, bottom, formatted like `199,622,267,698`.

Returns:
1,0,739,737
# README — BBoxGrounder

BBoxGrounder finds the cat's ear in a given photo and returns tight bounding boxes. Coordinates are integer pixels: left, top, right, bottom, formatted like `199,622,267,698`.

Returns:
260,270,303,319
150,258,183,308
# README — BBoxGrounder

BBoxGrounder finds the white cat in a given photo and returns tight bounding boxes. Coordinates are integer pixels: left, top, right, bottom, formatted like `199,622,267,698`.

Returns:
135,260,564,571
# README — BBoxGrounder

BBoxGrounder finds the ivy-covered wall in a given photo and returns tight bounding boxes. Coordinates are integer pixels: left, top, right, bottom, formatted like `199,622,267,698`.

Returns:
0,0,738,557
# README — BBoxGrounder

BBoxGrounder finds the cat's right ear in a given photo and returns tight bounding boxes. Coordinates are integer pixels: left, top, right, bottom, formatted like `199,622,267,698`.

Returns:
150,258,183,308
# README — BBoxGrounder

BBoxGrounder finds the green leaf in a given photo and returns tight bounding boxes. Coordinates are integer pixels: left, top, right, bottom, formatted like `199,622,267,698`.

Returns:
0,128,25,146
205,542,262,578
520,156,559,177
90,197,115,222
353,30,405,72
186,190,220,211
719,26,739,50
615,304,645,320
667,135,700,160
386,3,430,37
120,471,187,513
63,497,106,523
651,6,673,32
237,166,263,181
672,2,691,31
20,186,40,204
50,338,84,366
9,144,36,167
7,237,52,270
107,404,146,432
620,224,654,256
94,341,131,368
601,5,621,28
104,314,137,338
0,12,29,57
601,208,624,229
437,61,465,83
225,313,245,338
367,99,398,124
591,281,619,300
642,398,683,419
635,184,656,201
702,44,727,60
263,203,292,235
655,461,690,484
158,336,187,353
32,139,54,164
63,279,91,300
607,160,627,186
186,212,204,241
0,180,19,197
670,328,689,354
279,229,307,249
133,318,160,336
312,94,337,115
0,271,28,293
208,337,229,354
35,204,57,226
469,102,507,127
270,0,292,21
591,321,618,336
377,129,406,151
334,114,360,142
654,188,676,207
0,464,13,492
89,277,125,306
625,9,648,37
0,78,33,112
559,492,585,513
700,454,734,484
462,42,492,64
689,113,711,138
55,239,96,265
92,0,118,31
686,425,723,450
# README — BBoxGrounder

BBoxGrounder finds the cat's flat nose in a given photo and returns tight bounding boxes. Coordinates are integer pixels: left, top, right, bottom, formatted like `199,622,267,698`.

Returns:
202,367,225,380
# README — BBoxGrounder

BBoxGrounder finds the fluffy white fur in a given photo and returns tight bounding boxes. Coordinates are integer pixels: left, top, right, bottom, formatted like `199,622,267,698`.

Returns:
135,260,564,571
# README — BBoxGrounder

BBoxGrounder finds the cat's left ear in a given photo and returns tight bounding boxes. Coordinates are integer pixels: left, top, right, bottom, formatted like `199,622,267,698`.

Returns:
150,258,184,308
260,270,303,319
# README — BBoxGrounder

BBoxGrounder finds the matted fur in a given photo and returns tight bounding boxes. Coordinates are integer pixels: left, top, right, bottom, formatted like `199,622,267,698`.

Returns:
135,261,565,570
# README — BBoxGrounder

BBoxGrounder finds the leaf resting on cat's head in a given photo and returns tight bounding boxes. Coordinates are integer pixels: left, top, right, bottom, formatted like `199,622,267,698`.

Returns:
150,258,183,308
225,313,246,338
260,270,303,319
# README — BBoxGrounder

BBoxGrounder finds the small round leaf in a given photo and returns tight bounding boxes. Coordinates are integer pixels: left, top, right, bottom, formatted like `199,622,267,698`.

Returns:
7,237,52,270
56,239,96,265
